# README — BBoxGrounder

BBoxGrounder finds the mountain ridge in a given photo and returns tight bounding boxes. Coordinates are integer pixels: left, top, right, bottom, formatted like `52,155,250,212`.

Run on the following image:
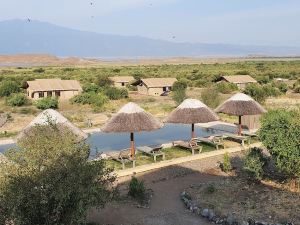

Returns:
1,19,300,57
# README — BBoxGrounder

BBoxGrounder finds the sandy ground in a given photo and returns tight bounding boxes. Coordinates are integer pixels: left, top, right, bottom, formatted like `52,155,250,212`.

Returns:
87,152,243,225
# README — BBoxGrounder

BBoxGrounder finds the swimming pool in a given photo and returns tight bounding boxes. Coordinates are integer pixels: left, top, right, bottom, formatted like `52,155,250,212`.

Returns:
0,123,235,156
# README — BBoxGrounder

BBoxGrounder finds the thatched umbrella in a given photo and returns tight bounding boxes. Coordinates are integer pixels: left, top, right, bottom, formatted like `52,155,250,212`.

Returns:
102,102,163,157
16,109,88,142
215,93,266,135
165,99,219,138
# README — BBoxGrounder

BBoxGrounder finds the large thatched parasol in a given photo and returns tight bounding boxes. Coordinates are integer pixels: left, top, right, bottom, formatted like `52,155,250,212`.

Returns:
16,109,88,142
165,99,219,138
215,93,266,135
101,102,163,157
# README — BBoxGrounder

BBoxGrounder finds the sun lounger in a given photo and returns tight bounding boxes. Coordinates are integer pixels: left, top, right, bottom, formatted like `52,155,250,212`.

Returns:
172,138,202,155
222,133,251,147
107,149,136,170
197,136,225,150
137,145,165,162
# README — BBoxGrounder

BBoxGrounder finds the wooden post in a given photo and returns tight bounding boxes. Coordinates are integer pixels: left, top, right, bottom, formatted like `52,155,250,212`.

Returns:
238,115,242,136
130,132,135,158
191,123,195,139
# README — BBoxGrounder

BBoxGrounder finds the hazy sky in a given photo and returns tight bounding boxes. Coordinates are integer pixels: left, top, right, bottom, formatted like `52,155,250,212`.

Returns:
1,0,300,46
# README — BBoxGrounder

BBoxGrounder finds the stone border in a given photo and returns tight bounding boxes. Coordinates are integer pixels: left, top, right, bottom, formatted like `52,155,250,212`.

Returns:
180,190,294,225
115,143,262,177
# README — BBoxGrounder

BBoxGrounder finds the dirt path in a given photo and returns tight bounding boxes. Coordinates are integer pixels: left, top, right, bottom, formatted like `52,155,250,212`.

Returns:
87,152,243,225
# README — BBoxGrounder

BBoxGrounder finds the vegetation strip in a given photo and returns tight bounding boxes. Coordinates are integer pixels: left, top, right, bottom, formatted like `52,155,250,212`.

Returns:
115,142,262,177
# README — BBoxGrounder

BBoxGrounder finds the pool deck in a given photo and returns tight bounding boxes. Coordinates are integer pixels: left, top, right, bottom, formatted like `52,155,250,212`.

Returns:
115,142,263,178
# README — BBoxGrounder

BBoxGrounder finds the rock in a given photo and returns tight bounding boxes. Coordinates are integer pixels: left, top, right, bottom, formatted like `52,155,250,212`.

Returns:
201,208,209,218
226,213,238,225
208,209,215,220
247,218,256,225
241,221,249,225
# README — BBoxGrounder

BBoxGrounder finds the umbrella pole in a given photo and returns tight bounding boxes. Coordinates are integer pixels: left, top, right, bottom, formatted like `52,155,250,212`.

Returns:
130,132,135,158
238,116,242,136
191,123,195,139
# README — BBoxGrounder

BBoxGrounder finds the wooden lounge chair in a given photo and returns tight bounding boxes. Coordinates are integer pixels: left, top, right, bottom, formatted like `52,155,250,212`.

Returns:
222,133,251,147
107,149,136,170
197,136,225,150
172,138,202,155
137,145,165,162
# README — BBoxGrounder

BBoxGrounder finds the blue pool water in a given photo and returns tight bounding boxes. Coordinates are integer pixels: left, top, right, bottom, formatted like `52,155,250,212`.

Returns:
0,124,236,156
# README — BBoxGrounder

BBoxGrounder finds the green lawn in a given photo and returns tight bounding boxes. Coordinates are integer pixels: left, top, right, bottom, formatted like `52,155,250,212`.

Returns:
104,143,216,170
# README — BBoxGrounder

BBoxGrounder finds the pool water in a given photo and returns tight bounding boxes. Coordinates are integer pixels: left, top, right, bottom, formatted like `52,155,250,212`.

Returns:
0,124,234,156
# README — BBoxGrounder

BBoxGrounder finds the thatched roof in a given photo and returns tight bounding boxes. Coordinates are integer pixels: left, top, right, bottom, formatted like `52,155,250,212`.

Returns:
27,79,82,92
141,78,177,88
165,99,219,124
16,109,88,141
102,102,163,133
109,76,135,83
215,93,266,116
221,75,257,84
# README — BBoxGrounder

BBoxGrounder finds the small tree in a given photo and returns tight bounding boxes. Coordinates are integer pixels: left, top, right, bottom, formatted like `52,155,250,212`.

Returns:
243,83,266,103
172,80,187,104
0,123,115,225
243,147,268,181
0,81,20,97
259,109,300,179
6,93,29,107
128,177,146,201
216,82,238,94
201,87,221,108
35,98,58,110
222,152,232,173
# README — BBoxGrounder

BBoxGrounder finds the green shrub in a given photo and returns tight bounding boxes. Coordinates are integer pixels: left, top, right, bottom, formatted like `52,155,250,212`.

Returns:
35,98,58,110
206,183,216,194
216,82,238,94
95,76,113,87
32,68,45,73
172,80,187,104
128,177,146,200
6,93,28,107
70,92,93,105
104,87,128,100
222,152,232,173
259,109,300,179
83,83,101,93
0,122,114,225
244,83,266,103
173,80,188,91
243,148,268,181
201,87,220,108
0,81,20,97
71,93,108,108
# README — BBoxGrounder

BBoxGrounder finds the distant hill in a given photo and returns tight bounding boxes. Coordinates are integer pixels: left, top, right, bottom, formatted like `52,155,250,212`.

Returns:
1,19,300,57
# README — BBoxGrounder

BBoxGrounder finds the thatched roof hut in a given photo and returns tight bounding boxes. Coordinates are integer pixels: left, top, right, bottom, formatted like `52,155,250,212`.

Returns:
16,109,88,142
166,99,219,124
215,93,266,135
165,99,219,138
102,102,163,157
102,102,163,133
215,93,266,116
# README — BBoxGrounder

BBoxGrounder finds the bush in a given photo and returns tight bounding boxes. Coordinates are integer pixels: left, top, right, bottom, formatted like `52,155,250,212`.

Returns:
128,177,146,201
0,81,20,97
206,183,216,194
35,98,58,110
104,87,128,100
172,80,187,104
243,148,268,181
201,87,221,108
0,122,115,225
216,82,238,94
83,83,101,93
244,83,266,103
222,152,232,173
71,93,108,109
172,80,188,91
6,93,28,107
259,109,300,179
96,76,113,87
32,68,45,73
